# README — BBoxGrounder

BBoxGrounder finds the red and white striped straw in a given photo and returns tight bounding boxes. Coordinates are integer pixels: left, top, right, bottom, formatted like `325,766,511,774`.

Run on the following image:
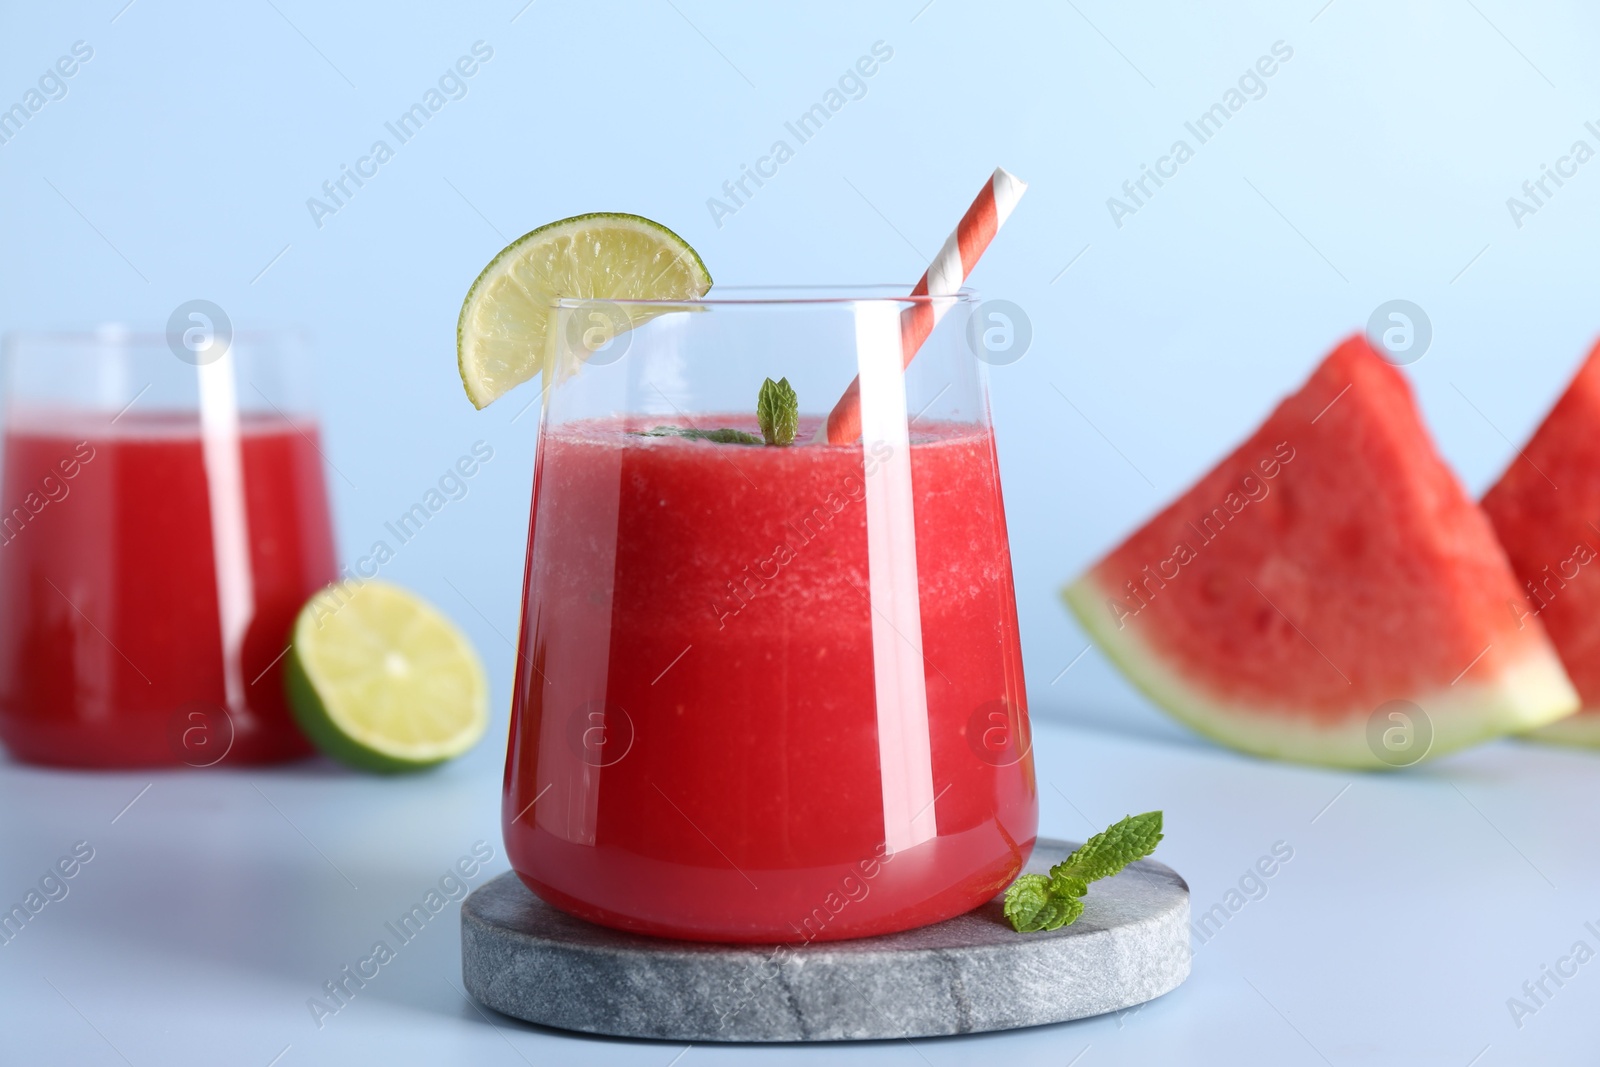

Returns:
820,166,1028,445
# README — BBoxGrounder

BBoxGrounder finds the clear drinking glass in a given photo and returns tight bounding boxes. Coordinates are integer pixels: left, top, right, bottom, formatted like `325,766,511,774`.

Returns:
0,326,337,768
503,288,1036,942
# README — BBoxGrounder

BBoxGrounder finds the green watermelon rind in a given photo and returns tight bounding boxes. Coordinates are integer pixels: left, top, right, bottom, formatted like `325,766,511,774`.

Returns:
1063,572,1580,770
1522,712,1600,748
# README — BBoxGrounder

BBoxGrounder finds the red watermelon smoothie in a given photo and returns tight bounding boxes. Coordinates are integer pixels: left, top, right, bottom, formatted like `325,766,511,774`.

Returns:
0,410,336,767
503,415,1035,942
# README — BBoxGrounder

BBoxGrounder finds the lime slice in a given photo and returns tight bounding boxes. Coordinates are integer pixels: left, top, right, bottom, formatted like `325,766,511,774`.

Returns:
285,580,489,773
457,213,712,409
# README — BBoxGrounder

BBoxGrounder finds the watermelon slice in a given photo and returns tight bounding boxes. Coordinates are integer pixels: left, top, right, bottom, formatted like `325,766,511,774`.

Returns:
1482,339,1600,747
1064,334,1578,768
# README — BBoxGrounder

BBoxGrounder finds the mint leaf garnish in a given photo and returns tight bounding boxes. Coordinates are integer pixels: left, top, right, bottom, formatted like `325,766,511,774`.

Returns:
633,426,762,445
757,377,798,446
628,378,797,447
1003,811,1163,933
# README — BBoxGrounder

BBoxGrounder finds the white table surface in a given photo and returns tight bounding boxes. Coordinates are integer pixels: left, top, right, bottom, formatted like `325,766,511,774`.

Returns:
3,702,1594,1067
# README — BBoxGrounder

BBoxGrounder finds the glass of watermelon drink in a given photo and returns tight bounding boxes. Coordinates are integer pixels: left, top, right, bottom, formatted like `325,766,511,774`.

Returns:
503,287,1036,943
0,328,337,768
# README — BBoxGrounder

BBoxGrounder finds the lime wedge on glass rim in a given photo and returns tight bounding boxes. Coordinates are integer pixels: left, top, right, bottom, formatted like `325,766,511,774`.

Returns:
456,212,713,408
285,580,489,773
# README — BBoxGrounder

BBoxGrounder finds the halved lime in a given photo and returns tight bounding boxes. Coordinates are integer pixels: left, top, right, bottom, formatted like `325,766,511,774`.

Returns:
285,580,489,773
456,213,712,409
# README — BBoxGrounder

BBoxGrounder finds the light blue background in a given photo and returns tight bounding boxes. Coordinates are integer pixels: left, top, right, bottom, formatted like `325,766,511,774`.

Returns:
4,0,1599,732
4,1,1600,1062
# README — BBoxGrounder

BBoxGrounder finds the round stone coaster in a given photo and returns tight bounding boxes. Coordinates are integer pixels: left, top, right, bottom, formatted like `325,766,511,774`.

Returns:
461,838,1189,1042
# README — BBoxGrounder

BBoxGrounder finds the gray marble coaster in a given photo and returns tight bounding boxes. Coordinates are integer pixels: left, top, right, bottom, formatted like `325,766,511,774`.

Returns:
461,838,1189,1042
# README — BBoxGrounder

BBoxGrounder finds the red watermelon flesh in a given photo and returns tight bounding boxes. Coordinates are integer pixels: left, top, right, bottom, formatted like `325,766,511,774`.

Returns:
1064,333,1577,767
1482,339,1600,746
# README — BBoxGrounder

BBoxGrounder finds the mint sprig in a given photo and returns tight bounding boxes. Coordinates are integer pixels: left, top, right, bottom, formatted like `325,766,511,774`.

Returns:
757,377,799,446
629,378,800,447
1003,811,1163,933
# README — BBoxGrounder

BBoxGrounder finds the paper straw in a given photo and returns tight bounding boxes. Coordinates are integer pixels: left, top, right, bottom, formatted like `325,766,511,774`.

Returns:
820,167,1028,444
